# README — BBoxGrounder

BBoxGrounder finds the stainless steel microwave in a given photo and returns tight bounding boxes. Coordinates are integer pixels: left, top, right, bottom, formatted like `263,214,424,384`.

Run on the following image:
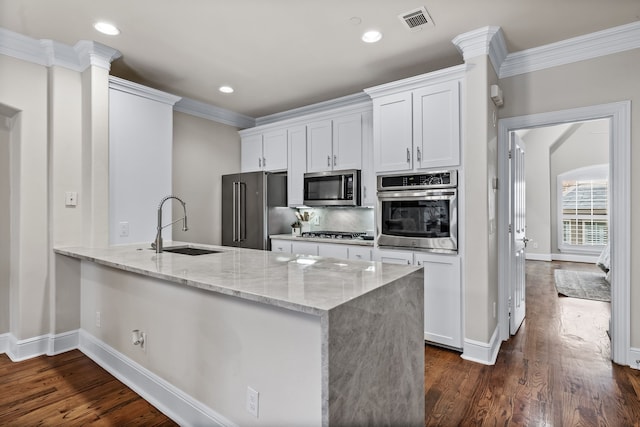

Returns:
303,169,361,207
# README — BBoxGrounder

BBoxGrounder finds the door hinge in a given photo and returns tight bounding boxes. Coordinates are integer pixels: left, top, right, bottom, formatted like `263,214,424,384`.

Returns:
508,224,512,233
508,149,512,159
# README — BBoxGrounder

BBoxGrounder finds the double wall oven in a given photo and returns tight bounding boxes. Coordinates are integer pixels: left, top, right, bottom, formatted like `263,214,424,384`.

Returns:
377,170,458,253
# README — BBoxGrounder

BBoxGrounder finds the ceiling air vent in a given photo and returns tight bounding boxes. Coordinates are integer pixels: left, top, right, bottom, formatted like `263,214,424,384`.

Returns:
398,6,435,31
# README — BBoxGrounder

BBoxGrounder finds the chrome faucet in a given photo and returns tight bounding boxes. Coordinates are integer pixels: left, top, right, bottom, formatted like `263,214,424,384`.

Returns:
152,195,188,253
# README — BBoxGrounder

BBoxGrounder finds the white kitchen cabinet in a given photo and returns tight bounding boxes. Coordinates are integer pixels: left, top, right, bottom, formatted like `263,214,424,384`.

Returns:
241,129,288,172
317,243,349,259
348,246,372,261
366,66,464,173
306,113,362,173
292,241,319,256
288,125,307,207
372,92,413,173
414,252,462,349
413,80,460,170
271,239,292,253
360,110,376,207
372,248,414,265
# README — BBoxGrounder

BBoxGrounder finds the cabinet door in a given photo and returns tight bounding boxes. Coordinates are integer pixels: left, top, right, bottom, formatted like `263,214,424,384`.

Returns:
271,239,292,253
414,253,462,349
317,243,349,259
292,241,319,256
372,92,413,173
263,129,288,171
348,246,372,261
372,248,413,265
413,80,460,169
360,110,376,206
332,113,362,170
287,125,306,207
241,134,263,172
306,120,333,173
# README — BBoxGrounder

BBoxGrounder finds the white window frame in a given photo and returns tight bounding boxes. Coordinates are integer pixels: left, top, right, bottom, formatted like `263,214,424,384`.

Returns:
557,164,608,254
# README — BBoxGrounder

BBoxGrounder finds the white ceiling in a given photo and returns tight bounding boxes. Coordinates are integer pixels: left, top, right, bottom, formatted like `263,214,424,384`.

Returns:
1,0,638,118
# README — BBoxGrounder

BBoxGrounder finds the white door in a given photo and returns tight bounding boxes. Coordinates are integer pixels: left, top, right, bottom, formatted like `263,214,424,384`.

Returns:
510,132,527,334
306,120,333,173
372,92,413,173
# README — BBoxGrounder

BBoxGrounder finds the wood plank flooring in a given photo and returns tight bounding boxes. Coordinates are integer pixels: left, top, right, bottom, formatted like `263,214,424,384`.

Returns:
1,260,638,426
425,260,640,426
0,349,176,426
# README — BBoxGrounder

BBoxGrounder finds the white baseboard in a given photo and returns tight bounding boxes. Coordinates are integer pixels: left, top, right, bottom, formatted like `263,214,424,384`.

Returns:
2,330,79,362
628,347,640,370
526,253,552,261
461,326,501,365
78,330,237,427
553,253,599,263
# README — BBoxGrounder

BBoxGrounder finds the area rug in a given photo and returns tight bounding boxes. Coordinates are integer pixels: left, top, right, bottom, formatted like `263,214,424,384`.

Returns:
554,270,610,302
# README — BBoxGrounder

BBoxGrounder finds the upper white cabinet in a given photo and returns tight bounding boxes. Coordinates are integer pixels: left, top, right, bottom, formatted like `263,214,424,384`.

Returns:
365,65,464,173
307,113,362,173
287,125,307,207
241,129,288,172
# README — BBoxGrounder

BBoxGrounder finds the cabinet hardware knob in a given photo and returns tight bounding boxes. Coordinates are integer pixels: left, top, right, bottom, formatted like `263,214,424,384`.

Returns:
406,148,410,162
259,158,262,168
327,155,331,167
417,147,421,162
263,157,266,167
333,155,337,166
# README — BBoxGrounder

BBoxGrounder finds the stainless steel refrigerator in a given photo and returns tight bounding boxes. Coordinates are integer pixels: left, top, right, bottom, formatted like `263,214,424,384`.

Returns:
222,171,294,250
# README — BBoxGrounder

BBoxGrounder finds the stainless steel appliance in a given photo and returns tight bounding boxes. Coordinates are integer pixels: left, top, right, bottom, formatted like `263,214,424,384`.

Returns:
303,169,361,207
377,170,458,253
222,171,294,250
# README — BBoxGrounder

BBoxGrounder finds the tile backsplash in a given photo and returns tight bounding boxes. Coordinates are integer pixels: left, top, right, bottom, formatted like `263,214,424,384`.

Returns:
296,207,375,235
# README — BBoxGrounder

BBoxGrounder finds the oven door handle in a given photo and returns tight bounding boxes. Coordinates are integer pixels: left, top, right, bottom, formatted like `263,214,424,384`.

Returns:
377,190,456,200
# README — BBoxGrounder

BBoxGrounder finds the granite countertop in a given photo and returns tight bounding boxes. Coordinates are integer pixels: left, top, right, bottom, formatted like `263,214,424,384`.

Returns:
54,242,419,316
270,233,374,246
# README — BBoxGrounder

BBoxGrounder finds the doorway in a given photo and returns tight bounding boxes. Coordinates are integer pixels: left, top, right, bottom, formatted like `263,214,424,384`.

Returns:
497,102,631,366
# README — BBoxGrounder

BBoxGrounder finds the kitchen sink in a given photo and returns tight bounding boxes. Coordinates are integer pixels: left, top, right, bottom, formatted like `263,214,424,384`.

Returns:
161,246,223,256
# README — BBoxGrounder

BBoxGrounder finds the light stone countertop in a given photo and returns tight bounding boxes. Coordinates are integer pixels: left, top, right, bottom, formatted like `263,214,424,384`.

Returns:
54,242,420,316
270,233,374,246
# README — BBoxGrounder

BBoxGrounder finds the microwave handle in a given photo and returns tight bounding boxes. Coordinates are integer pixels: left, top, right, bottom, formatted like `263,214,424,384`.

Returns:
340,175,346,199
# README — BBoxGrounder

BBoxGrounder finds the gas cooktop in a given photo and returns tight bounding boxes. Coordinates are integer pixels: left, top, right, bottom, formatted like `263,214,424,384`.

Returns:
301,231,367,240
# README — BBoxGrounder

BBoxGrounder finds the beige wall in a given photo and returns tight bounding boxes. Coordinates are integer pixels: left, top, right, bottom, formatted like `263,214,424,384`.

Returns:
500,48,640,346
463,55,500,343
172,111,241,245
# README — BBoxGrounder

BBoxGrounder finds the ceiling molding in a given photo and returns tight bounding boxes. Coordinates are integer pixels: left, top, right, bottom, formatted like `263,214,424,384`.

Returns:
452,26,507,74
0,26,121,72
499,21,640,78
364,64,468,98
174,97,255,129
254,92,371,127
109,76,182,106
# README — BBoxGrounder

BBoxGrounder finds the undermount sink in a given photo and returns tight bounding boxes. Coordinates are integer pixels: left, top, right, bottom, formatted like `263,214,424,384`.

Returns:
161,246,223,256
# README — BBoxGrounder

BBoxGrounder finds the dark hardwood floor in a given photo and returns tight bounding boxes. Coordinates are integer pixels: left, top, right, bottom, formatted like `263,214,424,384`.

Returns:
1,260,639,426
0,350,177,426
425,260,640,426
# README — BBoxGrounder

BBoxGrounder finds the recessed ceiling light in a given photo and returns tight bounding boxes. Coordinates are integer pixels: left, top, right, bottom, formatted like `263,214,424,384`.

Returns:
94,21,120,36
219,86,234,94
362,30,382,43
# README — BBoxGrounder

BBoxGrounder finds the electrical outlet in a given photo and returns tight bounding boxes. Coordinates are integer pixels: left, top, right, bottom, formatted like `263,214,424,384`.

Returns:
246,387,259,417
65,191,78,206
119,221,130,237
95,311,101,328
313,215,320,225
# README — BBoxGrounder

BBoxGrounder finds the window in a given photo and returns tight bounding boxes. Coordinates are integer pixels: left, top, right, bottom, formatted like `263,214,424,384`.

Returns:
558,164,608,253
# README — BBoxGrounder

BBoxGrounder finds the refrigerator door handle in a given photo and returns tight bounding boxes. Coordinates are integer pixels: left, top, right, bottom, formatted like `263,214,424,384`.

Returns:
232,182,238,242
239,182,246,242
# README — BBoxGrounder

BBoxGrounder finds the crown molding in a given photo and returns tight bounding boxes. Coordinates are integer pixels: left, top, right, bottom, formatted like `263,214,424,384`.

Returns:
109,76,181,106
364,64,467,99
499,21,640,78
452,26,508,75
254,92,371,127
174,97,255,129
0,26,121,71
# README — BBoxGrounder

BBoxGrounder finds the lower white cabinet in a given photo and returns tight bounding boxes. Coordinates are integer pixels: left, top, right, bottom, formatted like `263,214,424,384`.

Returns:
414,252,462,349
373,248,462,349
271,240,292,253
317,243,349,259
348,246,372,261
291,241,319,256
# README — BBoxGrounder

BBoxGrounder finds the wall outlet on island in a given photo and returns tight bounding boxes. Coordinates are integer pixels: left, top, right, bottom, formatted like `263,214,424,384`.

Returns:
246,386,259,418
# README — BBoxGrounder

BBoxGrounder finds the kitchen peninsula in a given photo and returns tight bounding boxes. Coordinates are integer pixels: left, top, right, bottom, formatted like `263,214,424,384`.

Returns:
55,243,424,426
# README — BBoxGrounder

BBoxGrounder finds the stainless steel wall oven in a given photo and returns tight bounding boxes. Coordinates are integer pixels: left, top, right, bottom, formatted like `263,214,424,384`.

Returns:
377,170,457,253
